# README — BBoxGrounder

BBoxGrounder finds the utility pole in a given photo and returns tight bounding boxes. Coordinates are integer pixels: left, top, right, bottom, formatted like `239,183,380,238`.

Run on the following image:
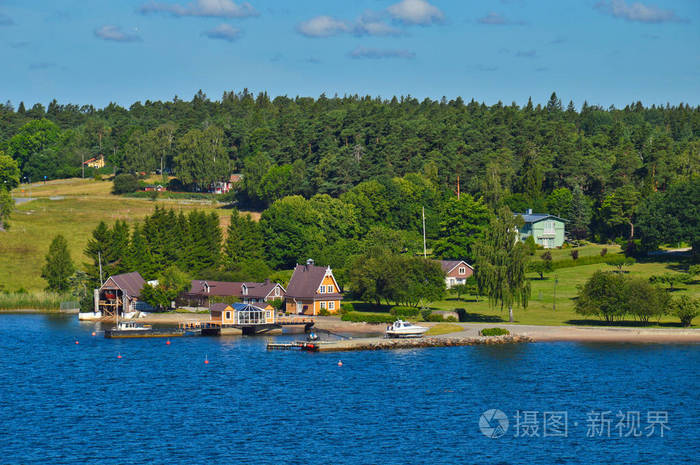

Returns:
457,175,460,200
81,151,85,179
98,251,103,285
422,206,427,259
553,275,558,311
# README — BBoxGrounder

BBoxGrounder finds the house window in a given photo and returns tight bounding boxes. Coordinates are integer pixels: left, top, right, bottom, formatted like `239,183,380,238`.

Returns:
225,311,231,320
320,301,326,310
319,285,325,293
266,311,271,321
543,221,555,235
327,285,334,293
242,285,248,296
458,267,466,275
328,301,335,310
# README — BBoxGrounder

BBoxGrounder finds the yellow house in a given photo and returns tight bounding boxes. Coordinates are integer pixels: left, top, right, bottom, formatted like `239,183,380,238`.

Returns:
84,155,105,169
284,259,342,315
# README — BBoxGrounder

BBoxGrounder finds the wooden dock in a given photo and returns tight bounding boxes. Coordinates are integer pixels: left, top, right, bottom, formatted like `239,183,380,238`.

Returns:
267,341,321,352
181,316,316,336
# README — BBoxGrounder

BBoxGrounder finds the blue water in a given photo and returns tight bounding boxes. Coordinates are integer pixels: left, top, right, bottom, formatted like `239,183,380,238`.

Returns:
0,315,697,464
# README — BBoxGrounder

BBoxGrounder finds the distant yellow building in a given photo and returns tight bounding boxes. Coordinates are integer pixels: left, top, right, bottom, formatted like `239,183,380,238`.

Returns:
84,155,105,169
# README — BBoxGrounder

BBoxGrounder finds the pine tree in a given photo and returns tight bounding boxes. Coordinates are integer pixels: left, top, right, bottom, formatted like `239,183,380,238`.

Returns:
108,220,130,274
569,185,592,240
224,209,264,267
42,235,75,292
127,224,155,278
84,221,111,286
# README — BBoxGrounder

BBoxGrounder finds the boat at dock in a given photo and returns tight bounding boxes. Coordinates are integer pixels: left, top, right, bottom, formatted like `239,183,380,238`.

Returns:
385,320,428,338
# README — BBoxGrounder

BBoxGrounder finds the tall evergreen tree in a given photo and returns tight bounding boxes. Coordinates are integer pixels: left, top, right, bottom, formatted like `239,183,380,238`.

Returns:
41,235,75,292
224,209,264,266
569,185,591,240
84,221,111,286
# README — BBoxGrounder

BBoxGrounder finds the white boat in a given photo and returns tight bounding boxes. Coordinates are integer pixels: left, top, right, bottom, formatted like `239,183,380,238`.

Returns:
385,320,428,338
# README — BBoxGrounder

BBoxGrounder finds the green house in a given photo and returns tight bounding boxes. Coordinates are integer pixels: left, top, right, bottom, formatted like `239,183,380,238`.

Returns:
515,209,567,249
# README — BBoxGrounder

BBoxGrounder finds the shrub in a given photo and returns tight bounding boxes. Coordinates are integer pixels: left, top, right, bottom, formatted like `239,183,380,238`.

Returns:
390,306,420,318
670,296,699,327
420,307,433,321
319,308,330,316
112,174,138,194
340,302,354,314
340,311,395,323
570,250,579,260
93,173,102,181
600,248,608,257
445,316,457,322
147,190,159,201
541,251,552,262
480,328,510,336
426,313,446,322
524,235,537,255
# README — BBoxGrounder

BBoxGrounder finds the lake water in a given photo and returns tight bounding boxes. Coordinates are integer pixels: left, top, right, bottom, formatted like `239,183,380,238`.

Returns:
0,314,697,464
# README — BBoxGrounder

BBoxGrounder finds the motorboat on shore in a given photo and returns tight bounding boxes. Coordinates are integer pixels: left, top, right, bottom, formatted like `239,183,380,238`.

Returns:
385,320,428,338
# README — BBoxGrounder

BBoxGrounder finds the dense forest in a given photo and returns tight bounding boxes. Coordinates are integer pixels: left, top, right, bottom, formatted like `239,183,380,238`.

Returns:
1,90,698,248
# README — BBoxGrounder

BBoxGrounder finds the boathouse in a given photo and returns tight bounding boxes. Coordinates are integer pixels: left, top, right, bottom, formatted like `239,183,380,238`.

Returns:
94,271,152,318
181,279,286,307
285,259,342,315
209,302,275,325
438,260,474,289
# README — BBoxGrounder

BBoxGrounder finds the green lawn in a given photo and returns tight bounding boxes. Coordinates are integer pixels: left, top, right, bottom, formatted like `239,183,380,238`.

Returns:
432,260,699,327
1,178,247,292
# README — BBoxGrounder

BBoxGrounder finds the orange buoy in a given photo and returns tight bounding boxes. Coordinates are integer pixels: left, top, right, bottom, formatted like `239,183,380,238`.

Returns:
337,360,343,367
91,332,96,336
205,354,209,364
166,339,171,345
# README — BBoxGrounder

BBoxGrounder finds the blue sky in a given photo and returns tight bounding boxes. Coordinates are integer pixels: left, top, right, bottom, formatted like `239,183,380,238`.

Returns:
1,0,698,109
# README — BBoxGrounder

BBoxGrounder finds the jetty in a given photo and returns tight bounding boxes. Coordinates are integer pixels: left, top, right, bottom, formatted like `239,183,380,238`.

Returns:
267,334,533,352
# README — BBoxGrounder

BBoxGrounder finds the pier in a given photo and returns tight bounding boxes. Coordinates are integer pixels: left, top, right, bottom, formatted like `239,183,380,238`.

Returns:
267,334,534,352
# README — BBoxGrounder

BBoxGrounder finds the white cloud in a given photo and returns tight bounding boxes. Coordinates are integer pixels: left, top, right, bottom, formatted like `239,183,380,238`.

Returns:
353,19,401,36
349,46,415,59
297,16,349,37
202,23,241,41
140,0,258,18
386,0,443,25
595,0,684,23
94,25,142,42
477,12,525,25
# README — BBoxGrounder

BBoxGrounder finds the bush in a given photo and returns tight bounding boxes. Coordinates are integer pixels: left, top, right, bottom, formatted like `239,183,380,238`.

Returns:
340,311,395,323
670,296,699,327
600,248,608,257
340,302,354,314
420,307,433,321
570,250,579,260
390,306,420,318
147,190,159,201
93,173,102,181
480,328,510,336
112,174,138,194
319,308,330,316
426,313,446,322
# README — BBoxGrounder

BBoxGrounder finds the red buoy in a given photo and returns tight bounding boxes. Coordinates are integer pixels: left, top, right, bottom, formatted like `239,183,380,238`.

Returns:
117,354,122,359
204,358,209,365
91,332,96,336
75,340,79,345
166,339,171,345
337,360,343,367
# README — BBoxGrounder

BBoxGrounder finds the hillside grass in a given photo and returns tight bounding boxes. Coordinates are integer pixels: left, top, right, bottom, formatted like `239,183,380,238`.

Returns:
433,260,699,327
1,178,252,292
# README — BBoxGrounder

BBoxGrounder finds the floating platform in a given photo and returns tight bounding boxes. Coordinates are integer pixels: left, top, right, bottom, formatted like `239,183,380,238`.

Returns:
267,341,321,352
104,329,199,339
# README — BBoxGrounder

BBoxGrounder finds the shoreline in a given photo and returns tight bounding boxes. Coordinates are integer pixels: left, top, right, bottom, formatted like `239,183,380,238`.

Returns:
4,310,699,343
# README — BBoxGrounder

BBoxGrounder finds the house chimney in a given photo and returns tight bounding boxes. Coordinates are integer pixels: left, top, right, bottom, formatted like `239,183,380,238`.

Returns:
264,278,270,285
526,208,533,215
306,258,315,266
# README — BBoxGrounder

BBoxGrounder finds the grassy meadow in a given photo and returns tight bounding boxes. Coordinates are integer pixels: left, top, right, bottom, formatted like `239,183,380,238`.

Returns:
1,178,250,292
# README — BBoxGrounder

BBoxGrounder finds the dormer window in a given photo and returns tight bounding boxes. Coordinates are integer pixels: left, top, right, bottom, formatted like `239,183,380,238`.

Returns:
458,267,466,275
242,284,248,296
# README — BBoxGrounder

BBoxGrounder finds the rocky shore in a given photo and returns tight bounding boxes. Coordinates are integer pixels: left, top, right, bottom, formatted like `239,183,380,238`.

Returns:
316,334,534,352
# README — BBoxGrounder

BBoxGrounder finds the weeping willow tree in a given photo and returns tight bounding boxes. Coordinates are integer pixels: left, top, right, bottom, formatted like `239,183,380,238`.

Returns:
473,206,531,322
